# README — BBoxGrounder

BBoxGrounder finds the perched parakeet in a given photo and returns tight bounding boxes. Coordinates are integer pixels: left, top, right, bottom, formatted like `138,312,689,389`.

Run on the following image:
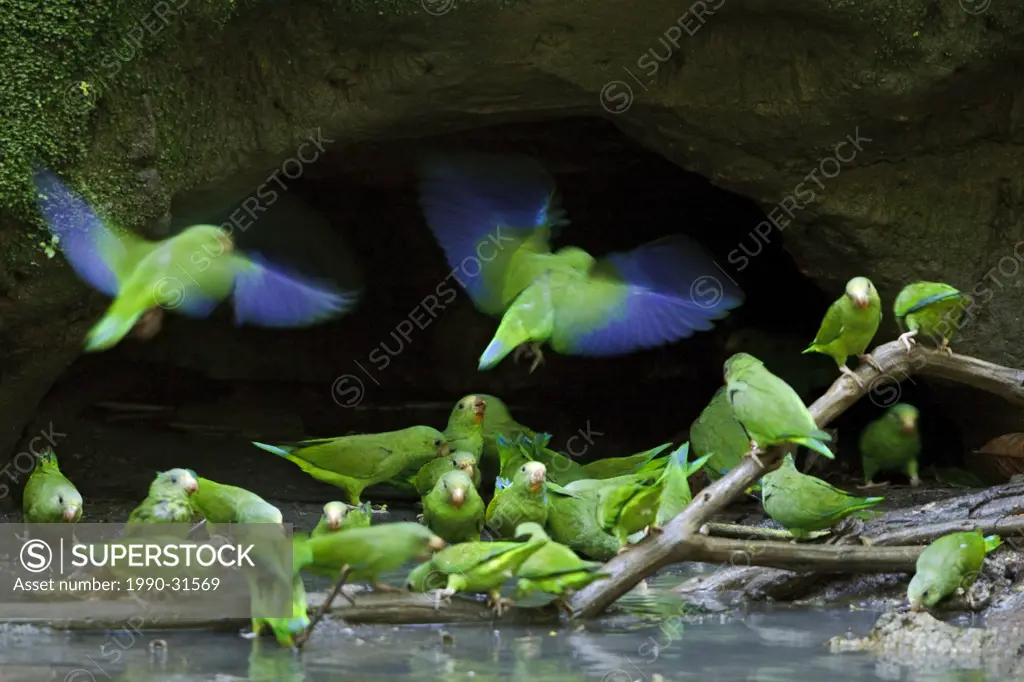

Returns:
486,461,549,539
578,443,673,480
653,443,713,527
293,522,446,592
22,449,82,523
405,526,547,616
125,468,199,536
723,352,835,463
802,276,883,386
512,522,608,612
725,326,838,401
417,152,744,372
907,531,1002,610
190,476,283,529
589,470,673,547
442,394,487,458
859,403,922,488
33,167,357,353
422,469,485,544
690,386,761,493
310,501,372,538
414,451,480,497
761,454,884,539
894,282,972,355
252,426,450,504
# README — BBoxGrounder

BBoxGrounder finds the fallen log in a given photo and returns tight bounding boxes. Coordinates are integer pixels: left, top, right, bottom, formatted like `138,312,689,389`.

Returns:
568,341,1024,619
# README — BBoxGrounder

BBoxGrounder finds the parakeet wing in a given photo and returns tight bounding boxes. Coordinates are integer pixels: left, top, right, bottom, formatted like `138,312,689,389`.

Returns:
549,235,745,356
229,252,359,327
809,297,846,346
894,285,962,317
417,152,568,314
33,166,157,295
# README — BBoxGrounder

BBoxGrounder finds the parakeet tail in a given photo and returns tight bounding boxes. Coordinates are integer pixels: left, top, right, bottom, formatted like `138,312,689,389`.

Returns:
810,429,832,442
687,453,714,474
251,442,296,458
984,534,1003,553
84,305,145,353
790,437,835,460
478,332,526,371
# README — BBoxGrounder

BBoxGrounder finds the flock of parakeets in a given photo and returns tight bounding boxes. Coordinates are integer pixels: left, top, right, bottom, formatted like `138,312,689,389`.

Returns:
24,152,996,643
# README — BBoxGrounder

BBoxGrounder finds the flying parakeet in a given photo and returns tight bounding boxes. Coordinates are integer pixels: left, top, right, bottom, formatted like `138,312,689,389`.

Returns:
417,152,745,372
859,403,922,488
422,469,485,544
907,531,1001,610
803,276,883,387
512,522,608,613
414,450,480,497
310,501,372,538
723,352,835,464
486,461,549,539
761,454,884,539
32,167,358,352
293,522,446,593
405,526,547,616
125,468,199,537
653,443,713,527
690,386,760,492
252,426,450,504
894,282,972,356
22,449,82,524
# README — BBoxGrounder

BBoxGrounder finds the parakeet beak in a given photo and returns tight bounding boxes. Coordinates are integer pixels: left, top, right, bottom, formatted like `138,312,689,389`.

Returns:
473,397,486,424
326,511,343,530
900,417,917,434
852,292,870,309
63,506,79,522
450,486,465,508
427,536,447,552
909,602,923,612
183,475,199,495
461,463,475,480
528,464,546,493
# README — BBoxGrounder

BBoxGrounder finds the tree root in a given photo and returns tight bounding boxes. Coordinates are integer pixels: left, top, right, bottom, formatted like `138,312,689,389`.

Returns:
568,342,1024,619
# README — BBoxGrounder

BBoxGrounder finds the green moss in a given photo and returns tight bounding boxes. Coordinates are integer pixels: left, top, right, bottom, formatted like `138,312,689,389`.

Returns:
0,0,239,223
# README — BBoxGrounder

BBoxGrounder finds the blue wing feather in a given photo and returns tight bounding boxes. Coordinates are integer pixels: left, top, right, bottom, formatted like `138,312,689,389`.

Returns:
417,152,568,306
32,166,127,296
231,252,359,328
558,235,745,356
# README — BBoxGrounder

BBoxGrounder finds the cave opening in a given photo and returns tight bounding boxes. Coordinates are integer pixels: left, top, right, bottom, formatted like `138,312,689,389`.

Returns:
24,117,962,506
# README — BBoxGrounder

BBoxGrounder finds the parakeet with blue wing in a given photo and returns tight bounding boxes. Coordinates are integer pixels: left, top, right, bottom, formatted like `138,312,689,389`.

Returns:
416,152,745,372
33,167,358,352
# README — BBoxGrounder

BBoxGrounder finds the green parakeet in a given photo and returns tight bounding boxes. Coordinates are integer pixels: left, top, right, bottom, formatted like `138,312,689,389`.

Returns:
512,522,608,612
578,443,673,480
761,454,884,539
422,469,485,544
190,476,283,529
442,394,487,458
246,572,310,649
802,276,883,386
859,403,922,488
125,468,199,536
522,432,589,485
723,352,835,463
293,522,446,592
486,461,549,539
413,450,480,497
417,153,744,372
894,281,972,355
22,449,82,523
495,433,536,481
252,426,450,504
310,501,372,538
653,443,713,526
907,531,1001,610
33,167,357,353
405,526,547,616
690,386,760,492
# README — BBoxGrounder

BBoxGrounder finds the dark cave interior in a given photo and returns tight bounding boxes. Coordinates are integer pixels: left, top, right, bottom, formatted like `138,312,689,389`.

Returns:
15,117,967,509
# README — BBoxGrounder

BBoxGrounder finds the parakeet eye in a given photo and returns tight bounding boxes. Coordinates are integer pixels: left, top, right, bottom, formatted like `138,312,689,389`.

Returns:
58,496,63,504
521,465,526,472
170,476,178,483
433,439,441,446
457,403,464,410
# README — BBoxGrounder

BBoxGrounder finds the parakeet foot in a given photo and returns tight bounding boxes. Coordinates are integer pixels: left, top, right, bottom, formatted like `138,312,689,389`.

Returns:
132,307,164,341
898,330,918,353
909,475,922,487
433,588,455,610
486,592,515,617
858,354,884,373
858,480,889,489
939,339,954,357
744,449,764,468
513,343,545,373
415,513,425,523
839,364,865,387
615,544,632,555
645,524,664,536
